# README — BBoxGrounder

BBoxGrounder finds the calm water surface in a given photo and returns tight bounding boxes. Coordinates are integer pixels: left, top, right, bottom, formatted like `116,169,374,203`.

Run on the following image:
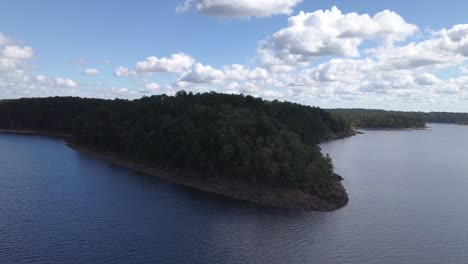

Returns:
1,124,468,263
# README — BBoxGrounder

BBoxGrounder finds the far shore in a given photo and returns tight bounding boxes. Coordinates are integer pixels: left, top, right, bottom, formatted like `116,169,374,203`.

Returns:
0,128,349,211
0,129,71,138
358,126,430,131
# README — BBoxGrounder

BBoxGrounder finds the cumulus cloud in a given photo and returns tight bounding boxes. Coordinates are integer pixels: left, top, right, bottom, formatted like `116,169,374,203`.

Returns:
415,73,441,85
0,33,16,45
136,52,195,74
81,68,100,76
368,43,458,70
222,64,269,81
95,87,141,100
304,58,376,83
179,63,224,83
3,10,468,111
461,65,468,74
36,75,78,88
176,0,302,18
0,70,80,98
145,82,160,91
114,66,137,77
176,63,271,86
258,6,418,69
1,45,34,60
368,24,468,70
438,24,468,57
0,34,79,98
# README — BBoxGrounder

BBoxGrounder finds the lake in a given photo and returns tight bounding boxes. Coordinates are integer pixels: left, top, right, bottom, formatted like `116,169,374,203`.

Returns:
1,123,468,264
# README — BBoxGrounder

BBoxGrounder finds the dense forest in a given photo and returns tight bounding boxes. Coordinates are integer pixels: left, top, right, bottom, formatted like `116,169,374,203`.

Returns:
0,97,107,132
330,109,468,128
329,109,426,128
0,92,352,199
3,94,468,207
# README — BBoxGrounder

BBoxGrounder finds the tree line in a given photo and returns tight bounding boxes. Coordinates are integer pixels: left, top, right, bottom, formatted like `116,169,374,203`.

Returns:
329,108,468,128
4,94,465,197
0,92,352,198
329,109,426,128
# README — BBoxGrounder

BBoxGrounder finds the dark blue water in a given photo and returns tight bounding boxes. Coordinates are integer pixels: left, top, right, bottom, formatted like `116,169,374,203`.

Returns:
1,123,468,264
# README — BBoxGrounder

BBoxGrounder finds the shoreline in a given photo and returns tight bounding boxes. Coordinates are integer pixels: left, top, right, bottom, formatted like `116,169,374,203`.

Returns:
0,129,71,138
67,142,349,211
358,126,429,131
0,129,349,211
320,130,359,143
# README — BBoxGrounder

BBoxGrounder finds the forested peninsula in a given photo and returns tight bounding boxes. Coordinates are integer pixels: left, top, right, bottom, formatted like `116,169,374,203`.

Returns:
2,93,468,210
0,93,353,211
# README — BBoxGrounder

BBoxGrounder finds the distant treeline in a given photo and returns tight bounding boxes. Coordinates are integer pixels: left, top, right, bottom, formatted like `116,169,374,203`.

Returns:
329,109,468,128
0,92,352,198
329,109,426,128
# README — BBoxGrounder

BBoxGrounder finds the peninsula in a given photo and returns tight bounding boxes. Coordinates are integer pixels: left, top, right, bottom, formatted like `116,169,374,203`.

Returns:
0,93,352,211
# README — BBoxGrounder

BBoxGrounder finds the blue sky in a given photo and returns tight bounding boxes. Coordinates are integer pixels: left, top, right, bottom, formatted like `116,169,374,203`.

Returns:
1,0,467,111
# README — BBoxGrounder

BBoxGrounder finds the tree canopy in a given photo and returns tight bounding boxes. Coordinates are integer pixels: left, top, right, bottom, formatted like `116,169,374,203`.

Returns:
330,108,468,128
0,92,352,198
329,109,426,128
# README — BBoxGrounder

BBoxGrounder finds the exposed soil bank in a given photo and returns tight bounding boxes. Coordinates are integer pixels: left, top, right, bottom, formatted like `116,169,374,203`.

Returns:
0,129,349,211
67,142,349,211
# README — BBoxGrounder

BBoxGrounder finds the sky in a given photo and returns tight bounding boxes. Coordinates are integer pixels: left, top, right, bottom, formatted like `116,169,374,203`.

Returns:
1,0,467,112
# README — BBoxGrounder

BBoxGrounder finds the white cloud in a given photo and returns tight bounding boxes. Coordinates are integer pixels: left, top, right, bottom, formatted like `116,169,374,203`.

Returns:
95,87,141,100
36,75,78,88
176,0,302,18
297,56,425,98
3,11,468,111
368,43,459,70
136,52,195,74
179,63,224,83
415,73,441,85
369,24,468,70
461,65,468,74
114,66,137,77
0,34,79,98
304,57,376,83
258,6,417,69
145,82,160,91
0,70,80,99
1,45,34,60
0,57,21,71
222,64,269,81
81,68,100,76
176,63,270,87
0,33,16,45
438,24,468,57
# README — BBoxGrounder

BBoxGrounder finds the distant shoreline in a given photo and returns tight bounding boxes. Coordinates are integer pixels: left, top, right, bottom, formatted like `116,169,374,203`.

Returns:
0,129,71,138
358,126,429,131
0,129,349,211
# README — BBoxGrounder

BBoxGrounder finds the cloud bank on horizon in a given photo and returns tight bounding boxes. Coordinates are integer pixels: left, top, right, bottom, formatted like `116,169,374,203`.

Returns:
1,1,467,111
1,33,78,97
